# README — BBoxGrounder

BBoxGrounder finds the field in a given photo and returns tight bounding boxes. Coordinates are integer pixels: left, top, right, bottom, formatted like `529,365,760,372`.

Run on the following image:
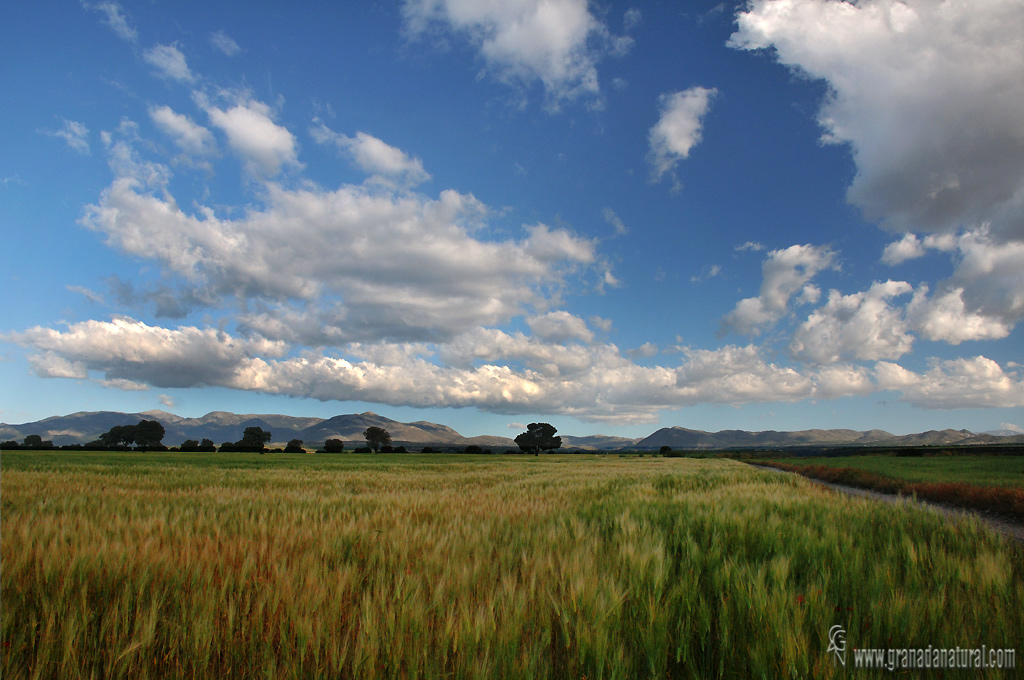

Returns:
753,454,1024,521
3,452,1022,678
757,454,1024,488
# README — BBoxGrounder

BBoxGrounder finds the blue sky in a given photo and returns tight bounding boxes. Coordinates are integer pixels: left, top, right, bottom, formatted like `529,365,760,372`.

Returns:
3,0,1023,438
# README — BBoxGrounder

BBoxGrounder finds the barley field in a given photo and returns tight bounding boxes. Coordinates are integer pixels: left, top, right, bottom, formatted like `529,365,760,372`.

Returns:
2,452,1021,679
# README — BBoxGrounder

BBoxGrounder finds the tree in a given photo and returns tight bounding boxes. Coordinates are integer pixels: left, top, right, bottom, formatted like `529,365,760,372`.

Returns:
515,423,561,455
324,439,345,453
99,424,136,449
363,426,391,453
284,439,306,453
199,438,216,452
134,420,166,450
23,434,44,449
240,426,272,453
180,439,200,452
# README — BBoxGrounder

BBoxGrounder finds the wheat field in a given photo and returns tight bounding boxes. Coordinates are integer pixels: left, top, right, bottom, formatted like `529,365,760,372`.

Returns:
2,452,1021,678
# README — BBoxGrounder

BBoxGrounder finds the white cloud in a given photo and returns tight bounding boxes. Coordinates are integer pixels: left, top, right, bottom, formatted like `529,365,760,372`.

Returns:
876,356,1024,409
907,286,1012,344
311,122,430,185
791,280,915,363
11,318,286,389
81,136,600,342
527,311,594,343
675,345,813,404
809,364,876,399
648,87,717,182
14,317,1024,423
86,2,137,42
888,228,1024,342
402,0,630,108
735,241,764,252
722,244,835,335
143,44,194,83
603,207,628,235
42,119,90,154
730,0,1024,243
149,106,216,158
28,352,88,379
204,97,300,176
158,394,175,407
623,8,642,31
209,30,240,56
690,264,721,283
881,233,925,265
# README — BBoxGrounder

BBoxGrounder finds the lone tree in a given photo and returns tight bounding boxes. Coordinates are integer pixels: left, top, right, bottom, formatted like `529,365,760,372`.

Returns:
515,423,561,455
363,426,391,453
284,439,306,453
240,426,272,453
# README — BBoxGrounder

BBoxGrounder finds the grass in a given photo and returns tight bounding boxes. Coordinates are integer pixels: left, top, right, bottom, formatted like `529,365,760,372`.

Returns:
759,454,1024,488
751,455,1024,521
3,452,1022,678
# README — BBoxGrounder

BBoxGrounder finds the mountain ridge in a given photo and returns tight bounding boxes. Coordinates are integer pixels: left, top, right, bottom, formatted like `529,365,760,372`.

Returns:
2,411,1022,450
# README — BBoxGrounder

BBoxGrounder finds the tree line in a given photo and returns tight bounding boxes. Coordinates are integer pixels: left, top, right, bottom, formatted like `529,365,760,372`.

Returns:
2,421,566,455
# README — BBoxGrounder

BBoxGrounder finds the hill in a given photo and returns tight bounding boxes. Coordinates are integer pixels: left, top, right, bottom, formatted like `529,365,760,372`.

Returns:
3,410,1022,451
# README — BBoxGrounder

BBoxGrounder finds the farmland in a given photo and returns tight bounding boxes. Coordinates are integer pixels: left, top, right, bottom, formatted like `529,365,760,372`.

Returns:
3,452,1022,678
752,454,1024,522
755,454,1024,488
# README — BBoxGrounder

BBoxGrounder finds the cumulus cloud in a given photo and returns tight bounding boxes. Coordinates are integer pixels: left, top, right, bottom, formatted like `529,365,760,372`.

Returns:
311,122,430,185
13,316,1024,422
41,119,90,154
648,87,717,183
10,318,286,389
876,356,1024,409
80,134,600,342
722,244,835,335
791,280,915,363
209,30,240,56
143,44,194,83
907,286,1013,344
203,97,299,176
149,105,216,159
885,228,1024,342
676,345,813,404
730,0,1024,242
402,0,631,108
527,311,594,344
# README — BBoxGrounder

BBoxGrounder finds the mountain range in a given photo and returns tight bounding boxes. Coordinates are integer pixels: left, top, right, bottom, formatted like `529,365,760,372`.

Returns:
2,410,1022,450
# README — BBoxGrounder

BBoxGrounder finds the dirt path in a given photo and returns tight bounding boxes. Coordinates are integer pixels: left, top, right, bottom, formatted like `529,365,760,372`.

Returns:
748,463,1024,544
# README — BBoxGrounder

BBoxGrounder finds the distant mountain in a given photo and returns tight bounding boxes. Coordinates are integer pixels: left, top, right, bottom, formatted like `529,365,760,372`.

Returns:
560,434,641,450
633,426,1021,450
3,410,1022,450
0,410,515,449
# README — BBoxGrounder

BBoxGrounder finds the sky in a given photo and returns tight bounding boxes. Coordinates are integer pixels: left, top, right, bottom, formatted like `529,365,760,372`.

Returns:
2,0,1024,439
